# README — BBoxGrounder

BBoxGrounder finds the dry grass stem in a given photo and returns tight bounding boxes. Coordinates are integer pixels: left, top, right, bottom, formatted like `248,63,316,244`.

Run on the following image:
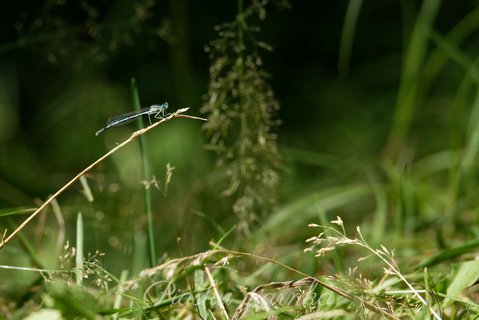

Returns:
0,108,206,250
124,248,398,319
205,265,230,320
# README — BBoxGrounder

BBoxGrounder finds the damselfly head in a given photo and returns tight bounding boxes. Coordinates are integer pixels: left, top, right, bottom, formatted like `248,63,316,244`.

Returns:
151,103,168,111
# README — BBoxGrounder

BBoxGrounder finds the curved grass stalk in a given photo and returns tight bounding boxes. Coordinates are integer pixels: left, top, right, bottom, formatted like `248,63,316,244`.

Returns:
0,108,206,251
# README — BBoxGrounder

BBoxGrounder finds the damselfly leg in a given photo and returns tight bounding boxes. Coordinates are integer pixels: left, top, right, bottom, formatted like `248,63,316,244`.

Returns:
147,103,169,124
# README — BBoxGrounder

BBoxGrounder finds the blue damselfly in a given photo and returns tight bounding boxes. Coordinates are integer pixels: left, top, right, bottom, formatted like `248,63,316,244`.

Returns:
95,103,169,136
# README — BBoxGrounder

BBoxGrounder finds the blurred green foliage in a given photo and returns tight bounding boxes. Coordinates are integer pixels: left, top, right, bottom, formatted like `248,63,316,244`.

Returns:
1,0,479,318
202,0,282,236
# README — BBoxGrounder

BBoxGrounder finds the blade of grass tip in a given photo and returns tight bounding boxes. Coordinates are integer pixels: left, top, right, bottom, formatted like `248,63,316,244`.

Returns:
113,270,129,320
79,175,94,202
399,0,415,49
193,209,225,235
338,0,363,75
210,225,236,250
76,212,84,287
131,78,156,268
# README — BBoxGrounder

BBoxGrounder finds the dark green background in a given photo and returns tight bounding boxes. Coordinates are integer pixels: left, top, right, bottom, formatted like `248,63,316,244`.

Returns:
0,0,478,271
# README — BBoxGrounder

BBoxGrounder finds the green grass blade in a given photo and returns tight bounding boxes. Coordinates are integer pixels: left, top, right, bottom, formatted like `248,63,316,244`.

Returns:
414,238,479,269
448,89,479,227
76,212,84,287
50,282,98,319
112,270,129,320
79,175,94,202
338,0,363,75
387,0,441,155
446,260,479,304
0,207,37,217
423,6,479,88
254,184,370,239
426,29,478,81
211,225,235,250
7,218,45,269
194,269,208,319
131,78,156,268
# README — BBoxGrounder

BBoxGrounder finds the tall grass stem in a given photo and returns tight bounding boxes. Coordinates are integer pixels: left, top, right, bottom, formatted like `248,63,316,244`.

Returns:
130,78,156,268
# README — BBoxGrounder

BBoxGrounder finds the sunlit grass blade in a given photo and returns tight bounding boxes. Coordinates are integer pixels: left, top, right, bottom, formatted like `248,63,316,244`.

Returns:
112,270,129,320
445,260,479,305
79,175,94,202
76,212,84,286
210,225,235,250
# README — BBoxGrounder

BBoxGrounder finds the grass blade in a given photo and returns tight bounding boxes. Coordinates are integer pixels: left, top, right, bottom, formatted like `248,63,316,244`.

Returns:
0,207,37,217
414,237,479,269
338,0,363,75
131,78,156,268
76,212,84,287
79,175,94,202
386,0,441,156
254,184,370,239
446,260,479,304
113,270,129,320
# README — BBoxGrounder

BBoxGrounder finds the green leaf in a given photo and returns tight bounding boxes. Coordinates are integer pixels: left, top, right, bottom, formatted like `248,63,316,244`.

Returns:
0,207,37,217
49,281,99,320
194,269,208,319
415,238,479,269
447,260,479,301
